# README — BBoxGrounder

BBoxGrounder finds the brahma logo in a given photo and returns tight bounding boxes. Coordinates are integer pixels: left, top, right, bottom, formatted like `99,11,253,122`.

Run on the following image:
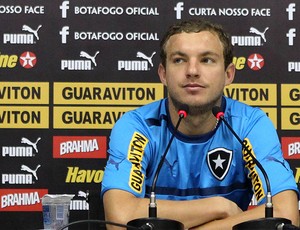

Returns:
53,136,107,158
0,189,48,211
281,137,300,159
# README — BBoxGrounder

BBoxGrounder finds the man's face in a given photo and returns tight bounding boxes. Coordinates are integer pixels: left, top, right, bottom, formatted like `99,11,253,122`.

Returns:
158,31,234,113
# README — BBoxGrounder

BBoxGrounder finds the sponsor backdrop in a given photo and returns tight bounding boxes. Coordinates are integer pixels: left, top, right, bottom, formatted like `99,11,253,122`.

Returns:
0,0,299,229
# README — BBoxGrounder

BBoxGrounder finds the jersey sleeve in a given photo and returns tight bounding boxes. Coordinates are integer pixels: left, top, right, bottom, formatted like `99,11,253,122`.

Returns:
242,108,299,205
101,111,151,198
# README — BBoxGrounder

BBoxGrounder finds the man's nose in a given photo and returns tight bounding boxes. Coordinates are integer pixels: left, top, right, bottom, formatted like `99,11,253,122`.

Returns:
186,60,199,77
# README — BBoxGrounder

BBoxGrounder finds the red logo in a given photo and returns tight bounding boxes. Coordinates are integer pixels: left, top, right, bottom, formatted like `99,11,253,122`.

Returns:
281,137,300,159
247,53,264,71
53,136,107,159
19,51,37,69
0,189,48,211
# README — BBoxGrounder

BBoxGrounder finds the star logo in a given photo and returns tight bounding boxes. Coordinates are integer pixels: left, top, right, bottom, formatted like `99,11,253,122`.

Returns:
19,51,37,69
207,148,233,180
247,53,264,71
213,154,226,169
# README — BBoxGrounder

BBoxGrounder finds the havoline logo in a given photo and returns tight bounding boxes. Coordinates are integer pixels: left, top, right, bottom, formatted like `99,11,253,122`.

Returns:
0,51,37,69
65,167,104,183
247,53,264,71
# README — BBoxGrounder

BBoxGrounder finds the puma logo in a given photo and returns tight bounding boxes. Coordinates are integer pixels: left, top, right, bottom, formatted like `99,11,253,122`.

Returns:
137,51,156,67
21,164,41,180
78,191,87,198
80,51,100,66
108,158,125,170
249,27,269,43
267,156,289,171
164,159,178,177
21,137,41,153
22,25,42,40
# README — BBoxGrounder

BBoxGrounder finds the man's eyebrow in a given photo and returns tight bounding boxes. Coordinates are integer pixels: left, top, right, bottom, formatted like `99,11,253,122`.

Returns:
169,50,221,58
169,51,186,57
201,51,221,57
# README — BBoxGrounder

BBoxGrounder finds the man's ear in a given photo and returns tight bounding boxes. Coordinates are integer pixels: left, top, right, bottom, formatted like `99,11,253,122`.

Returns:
158,63,167,86
225,63,236,86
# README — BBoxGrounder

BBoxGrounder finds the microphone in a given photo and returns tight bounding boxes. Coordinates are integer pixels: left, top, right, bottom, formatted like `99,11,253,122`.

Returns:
212,106,293,230
127,105,188,230
276,223,300,230
212,106,273,217
149,104,188,218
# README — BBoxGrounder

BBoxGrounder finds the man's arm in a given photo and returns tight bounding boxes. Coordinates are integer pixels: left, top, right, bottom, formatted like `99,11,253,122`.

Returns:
192,190,299,230
103,189,242,230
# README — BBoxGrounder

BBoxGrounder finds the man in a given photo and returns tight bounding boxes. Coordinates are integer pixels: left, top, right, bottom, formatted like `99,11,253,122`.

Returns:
101,19,299,229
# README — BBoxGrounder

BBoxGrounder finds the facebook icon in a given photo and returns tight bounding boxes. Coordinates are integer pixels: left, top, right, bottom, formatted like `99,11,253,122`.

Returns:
174,2,184,19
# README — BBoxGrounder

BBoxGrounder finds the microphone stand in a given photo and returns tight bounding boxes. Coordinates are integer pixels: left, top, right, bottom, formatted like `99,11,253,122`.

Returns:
128,106,188,230
212,106,294,230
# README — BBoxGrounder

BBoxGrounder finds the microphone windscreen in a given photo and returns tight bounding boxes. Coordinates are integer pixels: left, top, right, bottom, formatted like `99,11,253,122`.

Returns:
212,106,223,118
178,104,189,118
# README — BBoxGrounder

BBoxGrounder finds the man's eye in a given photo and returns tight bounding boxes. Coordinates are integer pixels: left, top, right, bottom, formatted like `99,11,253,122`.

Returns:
174,58,184,64
202,58,214,63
